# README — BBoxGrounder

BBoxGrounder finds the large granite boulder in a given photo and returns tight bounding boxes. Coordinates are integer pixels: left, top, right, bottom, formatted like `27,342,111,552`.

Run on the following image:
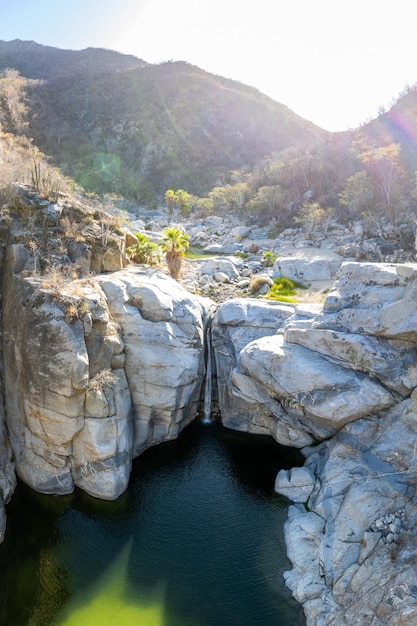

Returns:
96,268,212,456
283,327,417,396
320,262,417,340
2,263,132,500
2,247,209,500
278,395,417,625
238,334,394,436
273,256,342,283
213,262,417,447
211,298,297,441
198,257,241,280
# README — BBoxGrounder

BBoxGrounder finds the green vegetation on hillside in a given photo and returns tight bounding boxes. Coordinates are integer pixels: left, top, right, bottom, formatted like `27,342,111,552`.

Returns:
0,41,324,204
1,40,417,238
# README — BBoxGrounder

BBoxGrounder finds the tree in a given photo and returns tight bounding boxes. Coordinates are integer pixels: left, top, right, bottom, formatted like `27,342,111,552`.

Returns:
208,185,235,214
207,183,250,216
294,202,335,234
164,188,192,218
246,184,289,225
175,189,191,217
0,69,29,133
194,196,214,216
339,171,378,220
161,227,189,279
352,134,406,218
164,189,176,220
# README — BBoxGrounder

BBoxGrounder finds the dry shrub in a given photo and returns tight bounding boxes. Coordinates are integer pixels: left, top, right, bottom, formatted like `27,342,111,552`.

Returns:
249,275,272,295
59,216,85,242
247,242,260,254
0,131,74,206
64,302,79,324
42,266,78,289
87,369,117,391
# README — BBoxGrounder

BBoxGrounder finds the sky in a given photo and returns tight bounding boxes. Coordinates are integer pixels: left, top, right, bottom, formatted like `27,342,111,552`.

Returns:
1,0,417,132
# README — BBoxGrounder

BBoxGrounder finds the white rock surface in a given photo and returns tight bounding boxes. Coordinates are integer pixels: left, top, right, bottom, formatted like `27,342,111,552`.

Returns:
283,398,417,625
239,334,394,432
2,252,210,500
273,256,340,282
275,466,316,503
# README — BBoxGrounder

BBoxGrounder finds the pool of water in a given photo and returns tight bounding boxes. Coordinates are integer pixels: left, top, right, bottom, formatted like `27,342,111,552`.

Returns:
0,421,306,626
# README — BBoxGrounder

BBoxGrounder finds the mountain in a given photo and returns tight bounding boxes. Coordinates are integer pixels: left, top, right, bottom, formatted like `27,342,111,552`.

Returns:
0,39,147,79
362,87,417,172
0,40,326,201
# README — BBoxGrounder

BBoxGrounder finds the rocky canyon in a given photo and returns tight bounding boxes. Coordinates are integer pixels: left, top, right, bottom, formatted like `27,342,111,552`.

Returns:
1,187,417,625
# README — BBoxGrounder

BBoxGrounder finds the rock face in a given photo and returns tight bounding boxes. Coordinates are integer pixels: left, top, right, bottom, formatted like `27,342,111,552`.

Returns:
0,414,15,543
212,262,417,444
2,246,209,501
95,268,211,457
210,260,417,626
211,298,303,444
279,398,417,625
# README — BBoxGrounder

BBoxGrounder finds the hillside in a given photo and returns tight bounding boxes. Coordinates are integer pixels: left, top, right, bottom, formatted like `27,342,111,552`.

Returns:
0,40,326,201
2,39,417,235
0,39,147,79
362,87,417,172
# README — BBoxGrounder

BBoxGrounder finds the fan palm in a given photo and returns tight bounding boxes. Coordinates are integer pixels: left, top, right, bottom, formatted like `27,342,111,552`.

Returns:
161,227,189,279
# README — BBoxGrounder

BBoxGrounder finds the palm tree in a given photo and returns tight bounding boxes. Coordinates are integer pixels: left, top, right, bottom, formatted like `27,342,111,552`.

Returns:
161,227,189,279
164,189,177,220
127,232,161,265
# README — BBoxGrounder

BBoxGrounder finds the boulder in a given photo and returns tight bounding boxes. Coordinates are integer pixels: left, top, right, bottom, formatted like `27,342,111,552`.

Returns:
96,268,210,457
238,334,394,434
2,252,210,500
275,466,316,503
199,257,240,279
283,505,327,604
273,256,341,282
321,262,417,340
213,272,230,283
212,298,298,442
284,398,417,625
202,243,242,255
284,326,417,396
230,225,252,239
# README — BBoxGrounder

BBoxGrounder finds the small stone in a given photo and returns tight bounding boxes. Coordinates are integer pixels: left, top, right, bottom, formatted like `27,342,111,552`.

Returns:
213,272,230,283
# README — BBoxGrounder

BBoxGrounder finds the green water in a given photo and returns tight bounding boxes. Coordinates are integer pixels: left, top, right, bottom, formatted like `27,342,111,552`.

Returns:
0,421,306,626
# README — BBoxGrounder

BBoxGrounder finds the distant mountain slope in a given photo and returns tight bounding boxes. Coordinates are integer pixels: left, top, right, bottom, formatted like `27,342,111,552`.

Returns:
0,40,327,200
0,39,147,79
362,88,417,173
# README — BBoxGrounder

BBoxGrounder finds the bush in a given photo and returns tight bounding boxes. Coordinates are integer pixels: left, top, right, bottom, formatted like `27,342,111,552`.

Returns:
262,251,277,267
249,275,273,295
265,276,307,303
127,232,161,265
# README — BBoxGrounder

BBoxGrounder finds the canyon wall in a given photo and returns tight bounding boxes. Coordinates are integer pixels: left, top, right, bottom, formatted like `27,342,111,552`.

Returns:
1,245,211,511
212,261,417,625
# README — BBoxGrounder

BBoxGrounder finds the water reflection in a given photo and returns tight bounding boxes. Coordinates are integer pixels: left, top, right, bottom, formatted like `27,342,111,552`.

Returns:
0,421,305,626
